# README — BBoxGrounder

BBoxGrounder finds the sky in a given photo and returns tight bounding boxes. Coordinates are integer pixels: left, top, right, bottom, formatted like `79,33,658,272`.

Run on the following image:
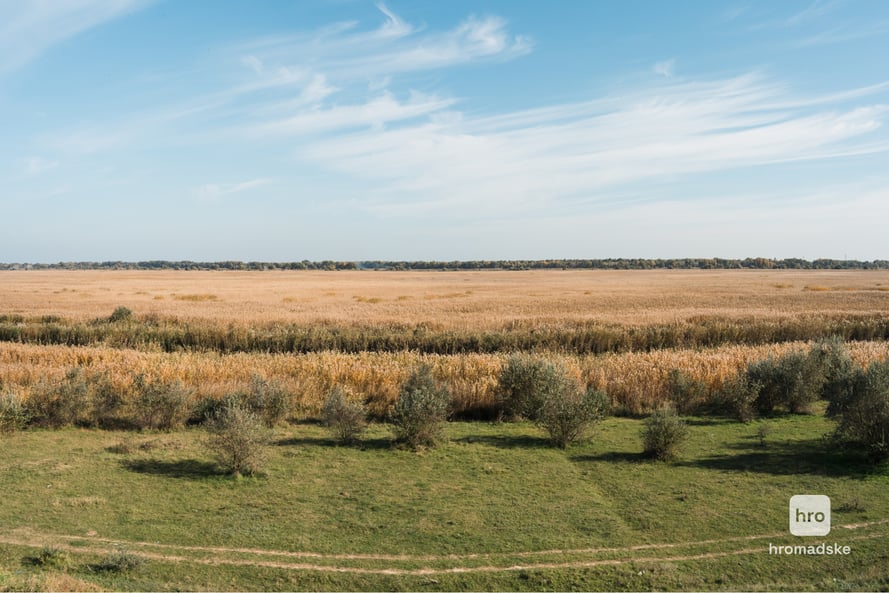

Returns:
1,0,888,262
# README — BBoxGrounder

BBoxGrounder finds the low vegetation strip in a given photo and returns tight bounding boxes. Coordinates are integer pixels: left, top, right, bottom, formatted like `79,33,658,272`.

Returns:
3,313,889,355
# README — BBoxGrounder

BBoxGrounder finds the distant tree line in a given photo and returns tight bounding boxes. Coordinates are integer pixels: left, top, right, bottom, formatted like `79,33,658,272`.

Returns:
1,258,888,271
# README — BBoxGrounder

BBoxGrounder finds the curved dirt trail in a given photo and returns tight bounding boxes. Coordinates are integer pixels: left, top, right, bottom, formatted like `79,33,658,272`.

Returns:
1,519,887,575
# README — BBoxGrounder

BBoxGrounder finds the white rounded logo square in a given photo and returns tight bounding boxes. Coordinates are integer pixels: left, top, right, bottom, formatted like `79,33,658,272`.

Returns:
789,495,831,536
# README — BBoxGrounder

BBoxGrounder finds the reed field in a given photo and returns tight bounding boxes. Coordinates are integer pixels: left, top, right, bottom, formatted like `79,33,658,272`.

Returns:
2,269,889,416
2,340,889,417
3,269,889,329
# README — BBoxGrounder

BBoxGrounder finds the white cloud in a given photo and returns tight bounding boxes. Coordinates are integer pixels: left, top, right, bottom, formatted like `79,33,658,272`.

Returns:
295,74,889,218
0,0,151,75
22,156,58,176
653,59,675,78
787,0,843,26
248,91,456,136
232,4,530,84
240,55,264,75
196,178,272,202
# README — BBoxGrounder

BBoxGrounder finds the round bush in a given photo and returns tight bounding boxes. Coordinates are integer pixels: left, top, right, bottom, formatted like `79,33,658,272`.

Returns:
322,387,367,445
538,385,609,448
642,407,689,461
497,355,575,421
205,403,269,476
390,365,451,449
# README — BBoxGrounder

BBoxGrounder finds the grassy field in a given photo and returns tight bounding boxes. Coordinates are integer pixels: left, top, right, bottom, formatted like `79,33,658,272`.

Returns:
1,414,888,591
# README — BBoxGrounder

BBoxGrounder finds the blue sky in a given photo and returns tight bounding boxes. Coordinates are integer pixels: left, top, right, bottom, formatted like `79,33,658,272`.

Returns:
2,0,888,262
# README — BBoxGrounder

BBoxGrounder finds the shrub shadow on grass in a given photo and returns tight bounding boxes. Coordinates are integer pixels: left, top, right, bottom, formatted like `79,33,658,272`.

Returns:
121,458,220,479
274,435,391,450
454,434,551,449
570,451,648,464
676,439,879,478
683,417,737,427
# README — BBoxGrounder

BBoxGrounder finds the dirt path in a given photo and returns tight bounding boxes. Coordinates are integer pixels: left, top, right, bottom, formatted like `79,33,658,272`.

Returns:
1,519,887,576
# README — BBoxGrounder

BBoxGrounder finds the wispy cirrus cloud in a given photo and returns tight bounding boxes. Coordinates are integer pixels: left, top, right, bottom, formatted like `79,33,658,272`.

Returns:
786,0,845,26
35,4,528,153
653,59,676,78
196,178,272,202
296,73,889,218
0,0,151,75
231,3,531,86
21,156,58,176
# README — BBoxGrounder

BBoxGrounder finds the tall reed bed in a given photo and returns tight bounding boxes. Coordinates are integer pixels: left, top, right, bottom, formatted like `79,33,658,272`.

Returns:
3,313,889,355
3,341,888,417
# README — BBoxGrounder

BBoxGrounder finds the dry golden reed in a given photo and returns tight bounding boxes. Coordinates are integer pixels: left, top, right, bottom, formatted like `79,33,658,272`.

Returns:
3,341,888,417
3,269,889,332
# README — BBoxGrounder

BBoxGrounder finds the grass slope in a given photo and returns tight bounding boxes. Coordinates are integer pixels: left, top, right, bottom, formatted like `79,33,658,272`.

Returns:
1,414,887,591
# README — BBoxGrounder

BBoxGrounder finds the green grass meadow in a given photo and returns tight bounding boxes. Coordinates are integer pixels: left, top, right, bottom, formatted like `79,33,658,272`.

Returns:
1,413,888,591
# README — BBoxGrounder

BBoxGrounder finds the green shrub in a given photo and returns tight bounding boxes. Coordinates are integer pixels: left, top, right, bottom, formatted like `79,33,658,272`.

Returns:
242,374,291,427
132,375,191,431
390,365,451,449
497,355,574,421
642,406,689,461
26,368,90,428
811,338,860,415
95,549,143,572
84,371,126,428
828,360,889,461
744,350,823,415
205,403,269,476
189,393,240,425
538,385,609,448
108,306,133,323
0,392,30,433
755,422,773,446
715,375,760,422
33,546,71,570
665,369,708,415
322,387,367,445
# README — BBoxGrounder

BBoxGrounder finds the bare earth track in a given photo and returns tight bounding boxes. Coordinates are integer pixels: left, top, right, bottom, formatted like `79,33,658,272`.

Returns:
3,520,887,576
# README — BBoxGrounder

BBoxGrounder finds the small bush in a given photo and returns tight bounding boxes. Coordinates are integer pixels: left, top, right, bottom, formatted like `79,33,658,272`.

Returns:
716,375,760,422
26,368,90,428
755,422,772,447
85,372,126,429
108,306,133,323
242,374,291,427
828,360,889,461
322,387,367,445
189,393,240,425
538,385,609,448
497,355,575,421
33,546,71,570
132,375,191,431
95,549,142,573
665,369,708,415
0,392,30,433
205,403,269,476
390,365,451,449
642,406,689,461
